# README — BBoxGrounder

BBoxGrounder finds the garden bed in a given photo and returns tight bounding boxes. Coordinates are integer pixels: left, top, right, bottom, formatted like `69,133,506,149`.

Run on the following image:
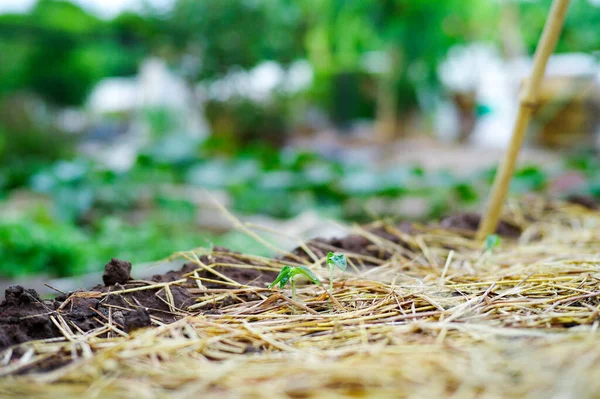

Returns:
2,197,600,398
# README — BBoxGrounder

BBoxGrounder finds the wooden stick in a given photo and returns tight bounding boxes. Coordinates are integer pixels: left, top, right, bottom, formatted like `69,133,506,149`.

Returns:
476,0,571,241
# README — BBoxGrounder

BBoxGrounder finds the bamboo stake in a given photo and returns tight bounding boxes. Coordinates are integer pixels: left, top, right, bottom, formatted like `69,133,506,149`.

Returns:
476,0,571,241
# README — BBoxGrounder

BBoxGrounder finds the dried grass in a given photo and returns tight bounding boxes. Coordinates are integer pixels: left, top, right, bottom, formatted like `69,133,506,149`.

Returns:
3,197,600,398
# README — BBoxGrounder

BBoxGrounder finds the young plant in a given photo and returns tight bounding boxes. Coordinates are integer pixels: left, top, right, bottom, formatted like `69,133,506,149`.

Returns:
476,234,501,266
484,234,500,252
269,265,320,301
327,252,347,294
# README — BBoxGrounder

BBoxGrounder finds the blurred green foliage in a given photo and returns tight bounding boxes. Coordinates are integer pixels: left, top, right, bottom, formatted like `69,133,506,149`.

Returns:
1,1,594,112
0,207,266,278
0,93,76,190
0,214,89,277
205,97,291,150
1,0,600,279
0,0,156,106
23,137,570,226
0,0,598,129
303,0,499,112
165,0,305,80
520,0,600,54
3,130,600,279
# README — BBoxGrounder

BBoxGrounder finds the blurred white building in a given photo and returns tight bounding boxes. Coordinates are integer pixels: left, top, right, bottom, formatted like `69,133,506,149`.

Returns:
202,60,313,103
438,43,600,148
88,58,203,121
85,58,209,170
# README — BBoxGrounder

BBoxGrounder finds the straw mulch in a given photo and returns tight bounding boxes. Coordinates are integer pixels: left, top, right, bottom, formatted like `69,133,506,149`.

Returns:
3,197,600,398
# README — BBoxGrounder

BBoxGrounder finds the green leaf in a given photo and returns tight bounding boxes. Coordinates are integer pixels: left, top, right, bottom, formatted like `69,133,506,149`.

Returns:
269,266,292,289
290,265,321,285
279,269,293,289
327,252,347,271
485,234,500,251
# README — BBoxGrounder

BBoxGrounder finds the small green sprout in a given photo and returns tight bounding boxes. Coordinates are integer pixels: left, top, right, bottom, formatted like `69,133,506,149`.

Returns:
485,234,500,252
327,252,347,294
269,265,320,301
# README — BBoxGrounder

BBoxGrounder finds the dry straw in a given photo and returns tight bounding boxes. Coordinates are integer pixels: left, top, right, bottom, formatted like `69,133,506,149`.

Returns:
2,197,600,398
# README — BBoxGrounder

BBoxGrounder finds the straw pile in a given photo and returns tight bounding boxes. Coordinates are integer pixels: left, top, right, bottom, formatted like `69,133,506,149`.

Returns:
3,197,600,398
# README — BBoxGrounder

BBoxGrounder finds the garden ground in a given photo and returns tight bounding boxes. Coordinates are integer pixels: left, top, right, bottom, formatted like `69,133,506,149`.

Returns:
2,197,600,398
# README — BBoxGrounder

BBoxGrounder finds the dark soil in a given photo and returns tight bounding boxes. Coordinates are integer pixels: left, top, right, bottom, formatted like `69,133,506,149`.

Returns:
102,258,132,286
0,248,278,354
440,212,522,238
566,194,599,210
0,286,56,350
287,222,414,264
124,308,152,332
151,246,278,288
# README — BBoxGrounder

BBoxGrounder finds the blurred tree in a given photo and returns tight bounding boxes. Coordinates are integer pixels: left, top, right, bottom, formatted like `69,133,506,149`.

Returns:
301,0,500,135
164,0,305,80
0,0,596,141
13,0,103,105
519,0,600,54
0,0,152,106
156,0,306,149
0,0,157,187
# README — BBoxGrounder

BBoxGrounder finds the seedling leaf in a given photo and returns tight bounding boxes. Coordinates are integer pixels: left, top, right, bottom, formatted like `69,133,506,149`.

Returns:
269,266,292,289
327,252,347,271
485,234,500,251
279,270,292,289
291,266,321,285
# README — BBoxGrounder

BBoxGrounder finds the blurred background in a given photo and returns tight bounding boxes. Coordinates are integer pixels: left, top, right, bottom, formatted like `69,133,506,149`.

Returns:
1,0,600,284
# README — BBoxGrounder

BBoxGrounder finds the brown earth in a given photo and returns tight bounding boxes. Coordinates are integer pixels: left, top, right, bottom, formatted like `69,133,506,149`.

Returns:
0,247,282,353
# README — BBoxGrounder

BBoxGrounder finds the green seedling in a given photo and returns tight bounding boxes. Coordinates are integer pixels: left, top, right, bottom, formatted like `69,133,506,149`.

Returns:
269,265,320,301
327,252,347,294
485,234,500,252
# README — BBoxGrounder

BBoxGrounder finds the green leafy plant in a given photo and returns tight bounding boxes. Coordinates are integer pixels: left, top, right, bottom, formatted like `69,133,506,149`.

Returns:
269,265,320,301
326,252,347,294
485,234,500,252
